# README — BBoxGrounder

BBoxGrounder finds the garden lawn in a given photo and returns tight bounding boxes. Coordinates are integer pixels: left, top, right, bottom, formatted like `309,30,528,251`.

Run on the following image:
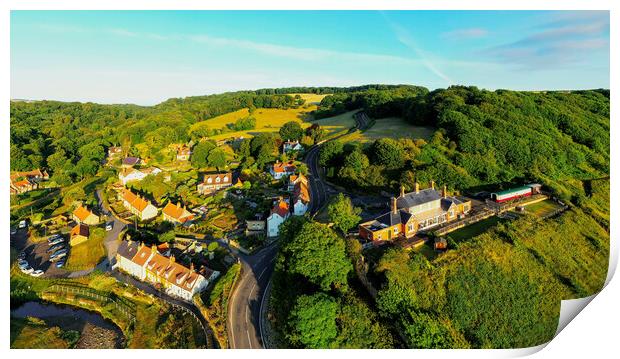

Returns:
64,227,107,271
524,199,563,218
446,216,506,244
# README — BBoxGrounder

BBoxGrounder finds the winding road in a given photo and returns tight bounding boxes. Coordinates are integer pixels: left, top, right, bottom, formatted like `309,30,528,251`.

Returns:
226,114,354,348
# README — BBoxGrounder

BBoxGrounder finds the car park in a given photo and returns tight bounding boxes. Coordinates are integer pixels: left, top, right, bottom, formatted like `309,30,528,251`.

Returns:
48,237,65,246
30,269,44,277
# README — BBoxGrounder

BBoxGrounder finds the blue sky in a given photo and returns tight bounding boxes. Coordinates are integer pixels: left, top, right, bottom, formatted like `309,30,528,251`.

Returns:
11,10,610,105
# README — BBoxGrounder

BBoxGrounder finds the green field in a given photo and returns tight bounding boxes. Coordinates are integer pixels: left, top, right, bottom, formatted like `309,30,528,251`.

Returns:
190,102,358,141
292,93,329,105
524,199,563,218
446,216,506,244
192,106,315,141
339,117,435,143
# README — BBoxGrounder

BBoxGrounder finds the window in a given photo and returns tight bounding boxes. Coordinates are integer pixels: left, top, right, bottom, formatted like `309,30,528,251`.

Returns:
224,176,229,182
393,227,399,234
408,224,414,232
207,178,212,183
216,177,221,183
376,234,382,240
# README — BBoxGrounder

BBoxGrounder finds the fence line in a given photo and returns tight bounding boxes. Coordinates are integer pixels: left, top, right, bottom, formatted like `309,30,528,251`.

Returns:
44,284,136,323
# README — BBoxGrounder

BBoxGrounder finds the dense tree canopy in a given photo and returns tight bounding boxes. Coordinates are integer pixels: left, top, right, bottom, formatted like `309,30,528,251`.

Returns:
327,193,362,234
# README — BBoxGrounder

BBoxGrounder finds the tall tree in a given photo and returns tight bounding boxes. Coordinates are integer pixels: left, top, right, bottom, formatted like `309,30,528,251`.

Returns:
327,193,362,234
287,293,339,348
279,121,304,141
281,221,352,291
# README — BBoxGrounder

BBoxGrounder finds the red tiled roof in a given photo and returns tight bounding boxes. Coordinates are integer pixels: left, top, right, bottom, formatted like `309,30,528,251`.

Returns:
122,188,152,212
12,179,32,188
163,202,194,222
132,245,154,267
271,199,290,217
294,181,310,204
73,205,94,222
273,161,296,173
201,172,232,185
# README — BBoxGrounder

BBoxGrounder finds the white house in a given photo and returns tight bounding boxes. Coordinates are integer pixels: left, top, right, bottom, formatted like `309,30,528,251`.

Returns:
114,241,219,301
292,181,310,216
270,161,296,180
282,140,303,154
267,199,290,237
119,188,159,221
119,167,162,185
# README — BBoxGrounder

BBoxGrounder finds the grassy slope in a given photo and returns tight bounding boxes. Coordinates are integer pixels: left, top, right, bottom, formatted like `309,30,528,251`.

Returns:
10,317,71,349
190,98,357,141
64,227,107,271
340,117,436,143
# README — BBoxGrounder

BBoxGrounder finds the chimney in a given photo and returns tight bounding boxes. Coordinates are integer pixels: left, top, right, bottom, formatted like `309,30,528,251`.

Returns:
400,185,405,198
190,262,195,271
151,245,157,254
431,180,435,190
415,182,420,194
442,185,447,198
170,255,175,263
391,197,398,214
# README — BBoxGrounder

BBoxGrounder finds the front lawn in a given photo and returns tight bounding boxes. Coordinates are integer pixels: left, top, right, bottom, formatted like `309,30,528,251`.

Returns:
446,216,506,244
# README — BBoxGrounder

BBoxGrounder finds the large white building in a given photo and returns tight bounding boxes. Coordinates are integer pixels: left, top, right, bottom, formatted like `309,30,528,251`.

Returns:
118,167,162,185
267,199,290,237
114,241,219,301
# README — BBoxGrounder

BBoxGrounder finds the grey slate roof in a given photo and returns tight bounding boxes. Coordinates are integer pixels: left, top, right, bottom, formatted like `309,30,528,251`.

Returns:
396,188,442,209
122,157,141,166
117,240,139,260
376,209,413,227
440,197,462,210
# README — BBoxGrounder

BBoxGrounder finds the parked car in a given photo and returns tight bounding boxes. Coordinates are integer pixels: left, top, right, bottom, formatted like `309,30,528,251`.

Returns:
47,243,65,253
18,252,27,260
50,250,68,261
48,237,65,246
11,228,17,235
20,266,34,274
18,220,27,229
47,234,62,242
106,222,114,231
55,258,66,268
30,270,44,277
